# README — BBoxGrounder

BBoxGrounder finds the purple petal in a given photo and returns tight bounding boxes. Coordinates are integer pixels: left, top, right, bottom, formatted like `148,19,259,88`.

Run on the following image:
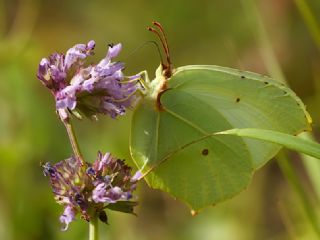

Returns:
49,53,66,82
56,96,76,110
96,60,124,74
37,58,50,81
92,152,117,178
87,40,96,50
108,186,123,201
131,171,143,182
128,73,141,80
37,53,67,92
107,43,122,60
98,153,112,171
92,182,108,203
59,205,76,231
96,44,122,70
65,40,95,70
55,84,81,110
92,183,124,203
82,78,96,92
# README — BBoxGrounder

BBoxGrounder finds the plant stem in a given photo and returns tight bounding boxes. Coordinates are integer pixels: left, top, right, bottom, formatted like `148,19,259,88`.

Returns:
89,215,99,240
277,151,320,238
241,0,285,83
243,0,320,200
294,0,320,51
62,119,85,165
242,0,320,236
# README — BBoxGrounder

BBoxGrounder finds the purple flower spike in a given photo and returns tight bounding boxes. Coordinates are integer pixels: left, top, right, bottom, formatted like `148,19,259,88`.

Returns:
37,41,141,120
43,151,138,231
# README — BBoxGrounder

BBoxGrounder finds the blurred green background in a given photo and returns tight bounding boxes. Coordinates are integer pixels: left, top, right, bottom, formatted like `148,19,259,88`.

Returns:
0,0,320,239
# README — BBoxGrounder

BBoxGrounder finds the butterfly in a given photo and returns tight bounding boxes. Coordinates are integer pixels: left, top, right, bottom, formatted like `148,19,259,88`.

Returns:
130,22,311,211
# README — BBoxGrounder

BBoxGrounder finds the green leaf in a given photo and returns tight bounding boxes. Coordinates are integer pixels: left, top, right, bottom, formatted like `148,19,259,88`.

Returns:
216,128,320,159
105,201,138,215
130,65,311,210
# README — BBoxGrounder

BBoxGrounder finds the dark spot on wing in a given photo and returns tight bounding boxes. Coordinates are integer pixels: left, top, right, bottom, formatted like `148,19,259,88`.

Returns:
236,97,240,103
283,90,287,94
264,81,269,85
241,75,245,79
202,149,209,156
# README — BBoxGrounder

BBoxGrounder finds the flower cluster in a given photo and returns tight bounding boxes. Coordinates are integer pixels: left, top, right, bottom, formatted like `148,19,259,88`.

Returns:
43,152,140,230
37,41,140,119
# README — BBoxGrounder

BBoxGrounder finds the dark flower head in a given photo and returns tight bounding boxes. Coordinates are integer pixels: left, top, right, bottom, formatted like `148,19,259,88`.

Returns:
43,152,138,231
37,41,141,119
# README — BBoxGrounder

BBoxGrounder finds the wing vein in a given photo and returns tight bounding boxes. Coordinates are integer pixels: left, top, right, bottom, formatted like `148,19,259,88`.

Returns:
163,107,208,135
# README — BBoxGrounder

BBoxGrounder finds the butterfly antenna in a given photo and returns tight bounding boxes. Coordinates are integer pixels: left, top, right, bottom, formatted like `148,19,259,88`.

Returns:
147,21,172,77
147,27,167,66
153,21,172,68
123,40,164,64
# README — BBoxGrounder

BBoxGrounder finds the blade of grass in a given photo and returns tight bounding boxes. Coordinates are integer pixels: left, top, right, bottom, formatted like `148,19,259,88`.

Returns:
294,0,320,50
295,0,320,198
241,0,285,83
0,0,5,38
242,0,320,200
241,0,320,236
217,128,320,159
277,151,320,238
217,128,320,237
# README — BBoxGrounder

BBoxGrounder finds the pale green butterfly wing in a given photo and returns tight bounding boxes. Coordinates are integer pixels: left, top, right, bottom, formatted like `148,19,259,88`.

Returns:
132,96,252,210
169,65,311,169
130,65,311,211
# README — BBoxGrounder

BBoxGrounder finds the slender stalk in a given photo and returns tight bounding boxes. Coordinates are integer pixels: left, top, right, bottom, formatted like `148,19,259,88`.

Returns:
242,0,320,199
89,216,99,240
0,0,5,38
292,0,320,200
241,0,285,83
62,119,85,165
277,151,320,238
294,0,320,51
242,0,320,236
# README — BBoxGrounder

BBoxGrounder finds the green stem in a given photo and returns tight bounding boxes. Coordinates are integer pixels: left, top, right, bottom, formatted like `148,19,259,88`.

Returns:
62,119,85,165
294,0,320,51
241,0,285,83
242,0,320,236
89,216,99,240
0,0,5,39
277,152,320,238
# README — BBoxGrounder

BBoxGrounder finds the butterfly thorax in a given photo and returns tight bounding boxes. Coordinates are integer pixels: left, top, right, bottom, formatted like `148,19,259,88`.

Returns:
145,64,169,111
